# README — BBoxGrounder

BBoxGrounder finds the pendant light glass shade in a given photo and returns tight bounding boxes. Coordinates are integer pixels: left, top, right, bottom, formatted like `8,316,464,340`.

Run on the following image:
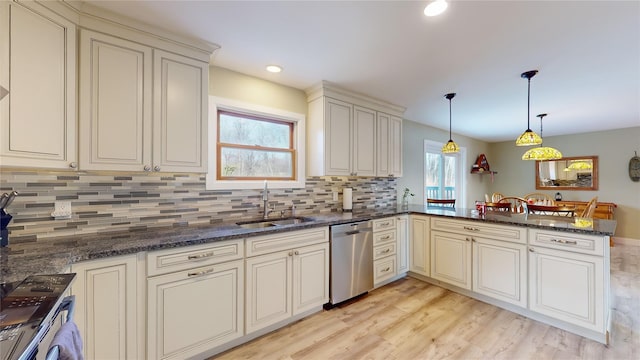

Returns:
441,93,460,153
516,70,543,146
522,113,563,160
567,161,592,170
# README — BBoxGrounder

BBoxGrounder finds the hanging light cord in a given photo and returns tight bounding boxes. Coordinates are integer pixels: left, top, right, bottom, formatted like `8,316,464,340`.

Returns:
526,76,531,131
448,96,453,140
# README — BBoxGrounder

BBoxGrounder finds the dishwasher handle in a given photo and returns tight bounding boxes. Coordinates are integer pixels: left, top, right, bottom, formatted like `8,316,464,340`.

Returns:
345,230,361,236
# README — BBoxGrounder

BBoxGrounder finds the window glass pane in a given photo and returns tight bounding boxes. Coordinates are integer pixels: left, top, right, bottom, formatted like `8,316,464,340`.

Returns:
425,152,442,199
219,112,290,149
444,155,456,199
220,147,293,178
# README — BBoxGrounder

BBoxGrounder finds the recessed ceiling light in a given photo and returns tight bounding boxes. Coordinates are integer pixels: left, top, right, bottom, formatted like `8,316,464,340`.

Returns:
424,0,448,17
266,65,282,73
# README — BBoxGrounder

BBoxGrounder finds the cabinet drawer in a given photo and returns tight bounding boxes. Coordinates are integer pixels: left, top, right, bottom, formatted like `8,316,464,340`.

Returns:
373,229,396,245
431,218,526,244
374,256,397,284
529,229,605,256
374,242,396,260
246,227,329,257
147,239,243,276
373,217,396,232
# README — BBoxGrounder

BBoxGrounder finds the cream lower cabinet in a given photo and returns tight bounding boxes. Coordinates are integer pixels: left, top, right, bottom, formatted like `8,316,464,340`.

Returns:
71,254,142,360
373,217,398,287
396,215,409,274
409,215,430,276
0,1,77,169
430,230,472,290
146,240,244,360
528,229,608,333
245,228,329,334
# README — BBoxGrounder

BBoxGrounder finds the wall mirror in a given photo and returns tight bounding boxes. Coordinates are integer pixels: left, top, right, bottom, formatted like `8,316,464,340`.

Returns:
535,156,598,190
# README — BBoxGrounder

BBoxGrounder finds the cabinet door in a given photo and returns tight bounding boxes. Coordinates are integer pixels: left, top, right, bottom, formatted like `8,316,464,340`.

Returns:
529,246,604,332
396,215,409,274
409,215,430,276
389,115,403,177
71,255,139,360
147,260,243,360
79,30,152,171
324,98,352,176
153,50,208,172
292,243,329,315
0,2,76,169
473,238,527,307
431,230,472,290
246,250,292,334
376,112,390,176
352,106,376,176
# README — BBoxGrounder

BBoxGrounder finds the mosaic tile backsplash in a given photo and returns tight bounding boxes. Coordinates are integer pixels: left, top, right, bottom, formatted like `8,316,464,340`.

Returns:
0,170,397,243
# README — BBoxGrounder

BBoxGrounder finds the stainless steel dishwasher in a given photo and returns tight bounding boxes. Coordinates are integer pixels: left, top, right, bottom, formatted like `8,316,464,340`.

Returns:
329,220,373,305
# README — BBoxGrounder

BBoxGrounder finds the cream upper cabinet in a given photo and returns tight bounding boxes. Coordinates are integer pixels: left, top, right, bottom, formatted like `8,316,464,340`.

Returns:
352,106,376,176
306,81,405,177
79,30,208,172
79,30,152,171
0,1,77,169
376,113,403,177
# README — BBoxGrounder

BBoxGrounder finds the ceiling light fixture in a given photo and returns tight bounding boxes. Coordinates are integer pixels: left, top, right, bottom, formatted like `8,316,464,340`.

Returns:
441,93,460,153
567,161,592,170
522,113,563,160
515,70,543,146
266,65,282,73
424,0,448,17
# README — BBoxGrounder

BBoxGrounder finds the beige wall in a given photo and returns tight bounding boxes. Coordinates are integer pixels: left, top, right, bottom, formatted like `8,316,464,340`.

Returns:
398,119,493,209
489,127,640,241
209,66,307,114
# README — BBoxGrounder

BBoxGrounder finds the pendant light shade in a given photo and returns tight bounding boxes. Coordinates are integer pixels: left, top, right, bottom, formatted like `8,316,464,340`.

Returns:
516,70,543,146
522,113,563,160
441,93,460,153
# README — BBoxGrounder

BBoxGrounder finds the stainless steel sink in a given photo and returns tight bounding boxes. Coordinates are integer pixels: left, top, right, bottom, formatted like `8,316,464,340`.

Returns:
236,217,313,229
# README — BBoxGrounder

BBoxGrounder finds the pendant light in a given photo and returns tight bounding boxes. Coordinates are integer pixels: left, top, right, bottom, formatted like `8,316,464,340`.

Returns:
515,70,543,146
522,113,563,160
441,93,460,153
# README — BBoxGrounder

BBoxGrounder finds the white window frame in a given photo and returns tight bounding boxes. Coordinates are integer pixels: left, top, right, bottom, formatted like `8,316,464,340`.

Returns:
424,140,467,208
206,96,306,190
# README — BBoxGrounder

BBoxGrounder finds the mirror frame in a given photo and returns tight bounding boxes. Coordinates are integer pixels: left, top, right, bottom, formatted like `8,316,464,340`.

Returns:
535,156,599,191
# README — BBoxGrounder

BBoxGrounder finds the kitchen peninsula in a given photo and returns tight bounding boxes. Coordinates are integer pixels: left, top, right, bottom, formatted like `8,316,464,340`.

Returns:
2,206,615,358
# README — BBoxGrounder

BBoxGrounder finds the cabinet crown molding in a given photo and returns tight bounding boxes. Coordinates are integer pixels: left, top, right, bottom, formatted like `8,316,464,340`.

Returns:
306,80,406,116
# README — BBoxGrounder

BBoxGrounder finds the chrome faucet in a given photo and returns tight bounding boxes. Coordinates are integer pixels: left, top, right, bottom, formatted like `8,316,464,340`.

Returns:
262,181,273,219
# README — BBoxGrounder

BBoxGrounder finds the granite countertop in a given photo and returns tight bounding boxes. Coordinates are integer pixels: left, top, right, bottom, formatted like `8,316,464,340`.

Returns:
1,206,616,283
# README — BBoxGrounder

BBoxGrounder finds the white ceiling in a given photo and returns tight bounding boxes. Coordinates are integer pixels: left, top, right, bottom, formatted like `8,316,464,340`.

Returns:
85,0,640,143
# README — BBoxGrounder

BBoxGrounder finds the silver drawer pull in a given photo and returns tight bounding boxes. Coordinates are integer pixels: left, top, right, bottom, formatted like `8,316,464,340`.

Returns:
381,235,391,240
382,267,390,272
463,226,480,231
188,268,214,277
188,252,214,260
382,249,391,253
550,238,578,245
381,222,391,226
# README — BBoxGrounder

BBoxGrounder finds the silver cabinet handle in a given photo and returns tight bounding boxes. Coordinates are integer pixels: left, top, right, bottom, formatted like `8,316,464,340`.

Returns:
465,237,471,242
463,226,480,231
188,252,214,260
382,267,390,272
188,268,214,277
69,162,77,169
294,250,299,255
550,238,577,245
154,165,161,172
144,165,152,172
381,235,391,240
529,248,535,252
382,249,391,253
381,222,391,226
288,251,293,256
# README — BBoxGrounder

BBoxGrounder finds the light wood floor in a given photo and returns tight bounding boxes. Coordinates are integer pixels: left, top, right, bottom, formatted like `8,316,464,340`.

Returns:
212,244,639,359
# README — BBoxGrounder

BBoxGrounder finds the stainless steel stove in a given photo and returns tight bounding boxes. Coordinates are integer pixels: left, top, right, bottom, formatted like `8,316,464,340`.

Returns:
0,274,76,360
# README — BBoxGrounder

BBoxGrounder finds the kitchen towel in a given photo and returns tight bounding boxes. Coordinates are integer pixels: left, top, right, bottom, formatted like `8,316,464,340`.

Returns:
48,321,84,360
343,188,353,212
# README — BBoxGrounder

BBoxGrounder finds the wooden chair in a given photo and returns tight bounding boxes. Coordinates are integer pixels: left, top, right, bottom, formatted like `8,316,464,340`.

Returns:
497,196,527,213
526,204,575,217
427,198,456,208
523,192,555,206
580,196,599,218
491,192,505,203
485,202,511,212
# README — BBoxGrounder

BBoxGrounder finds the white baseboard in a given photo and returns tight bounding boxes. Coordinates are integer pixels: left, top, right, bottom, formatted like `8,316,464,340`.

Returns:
613,237,640,246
